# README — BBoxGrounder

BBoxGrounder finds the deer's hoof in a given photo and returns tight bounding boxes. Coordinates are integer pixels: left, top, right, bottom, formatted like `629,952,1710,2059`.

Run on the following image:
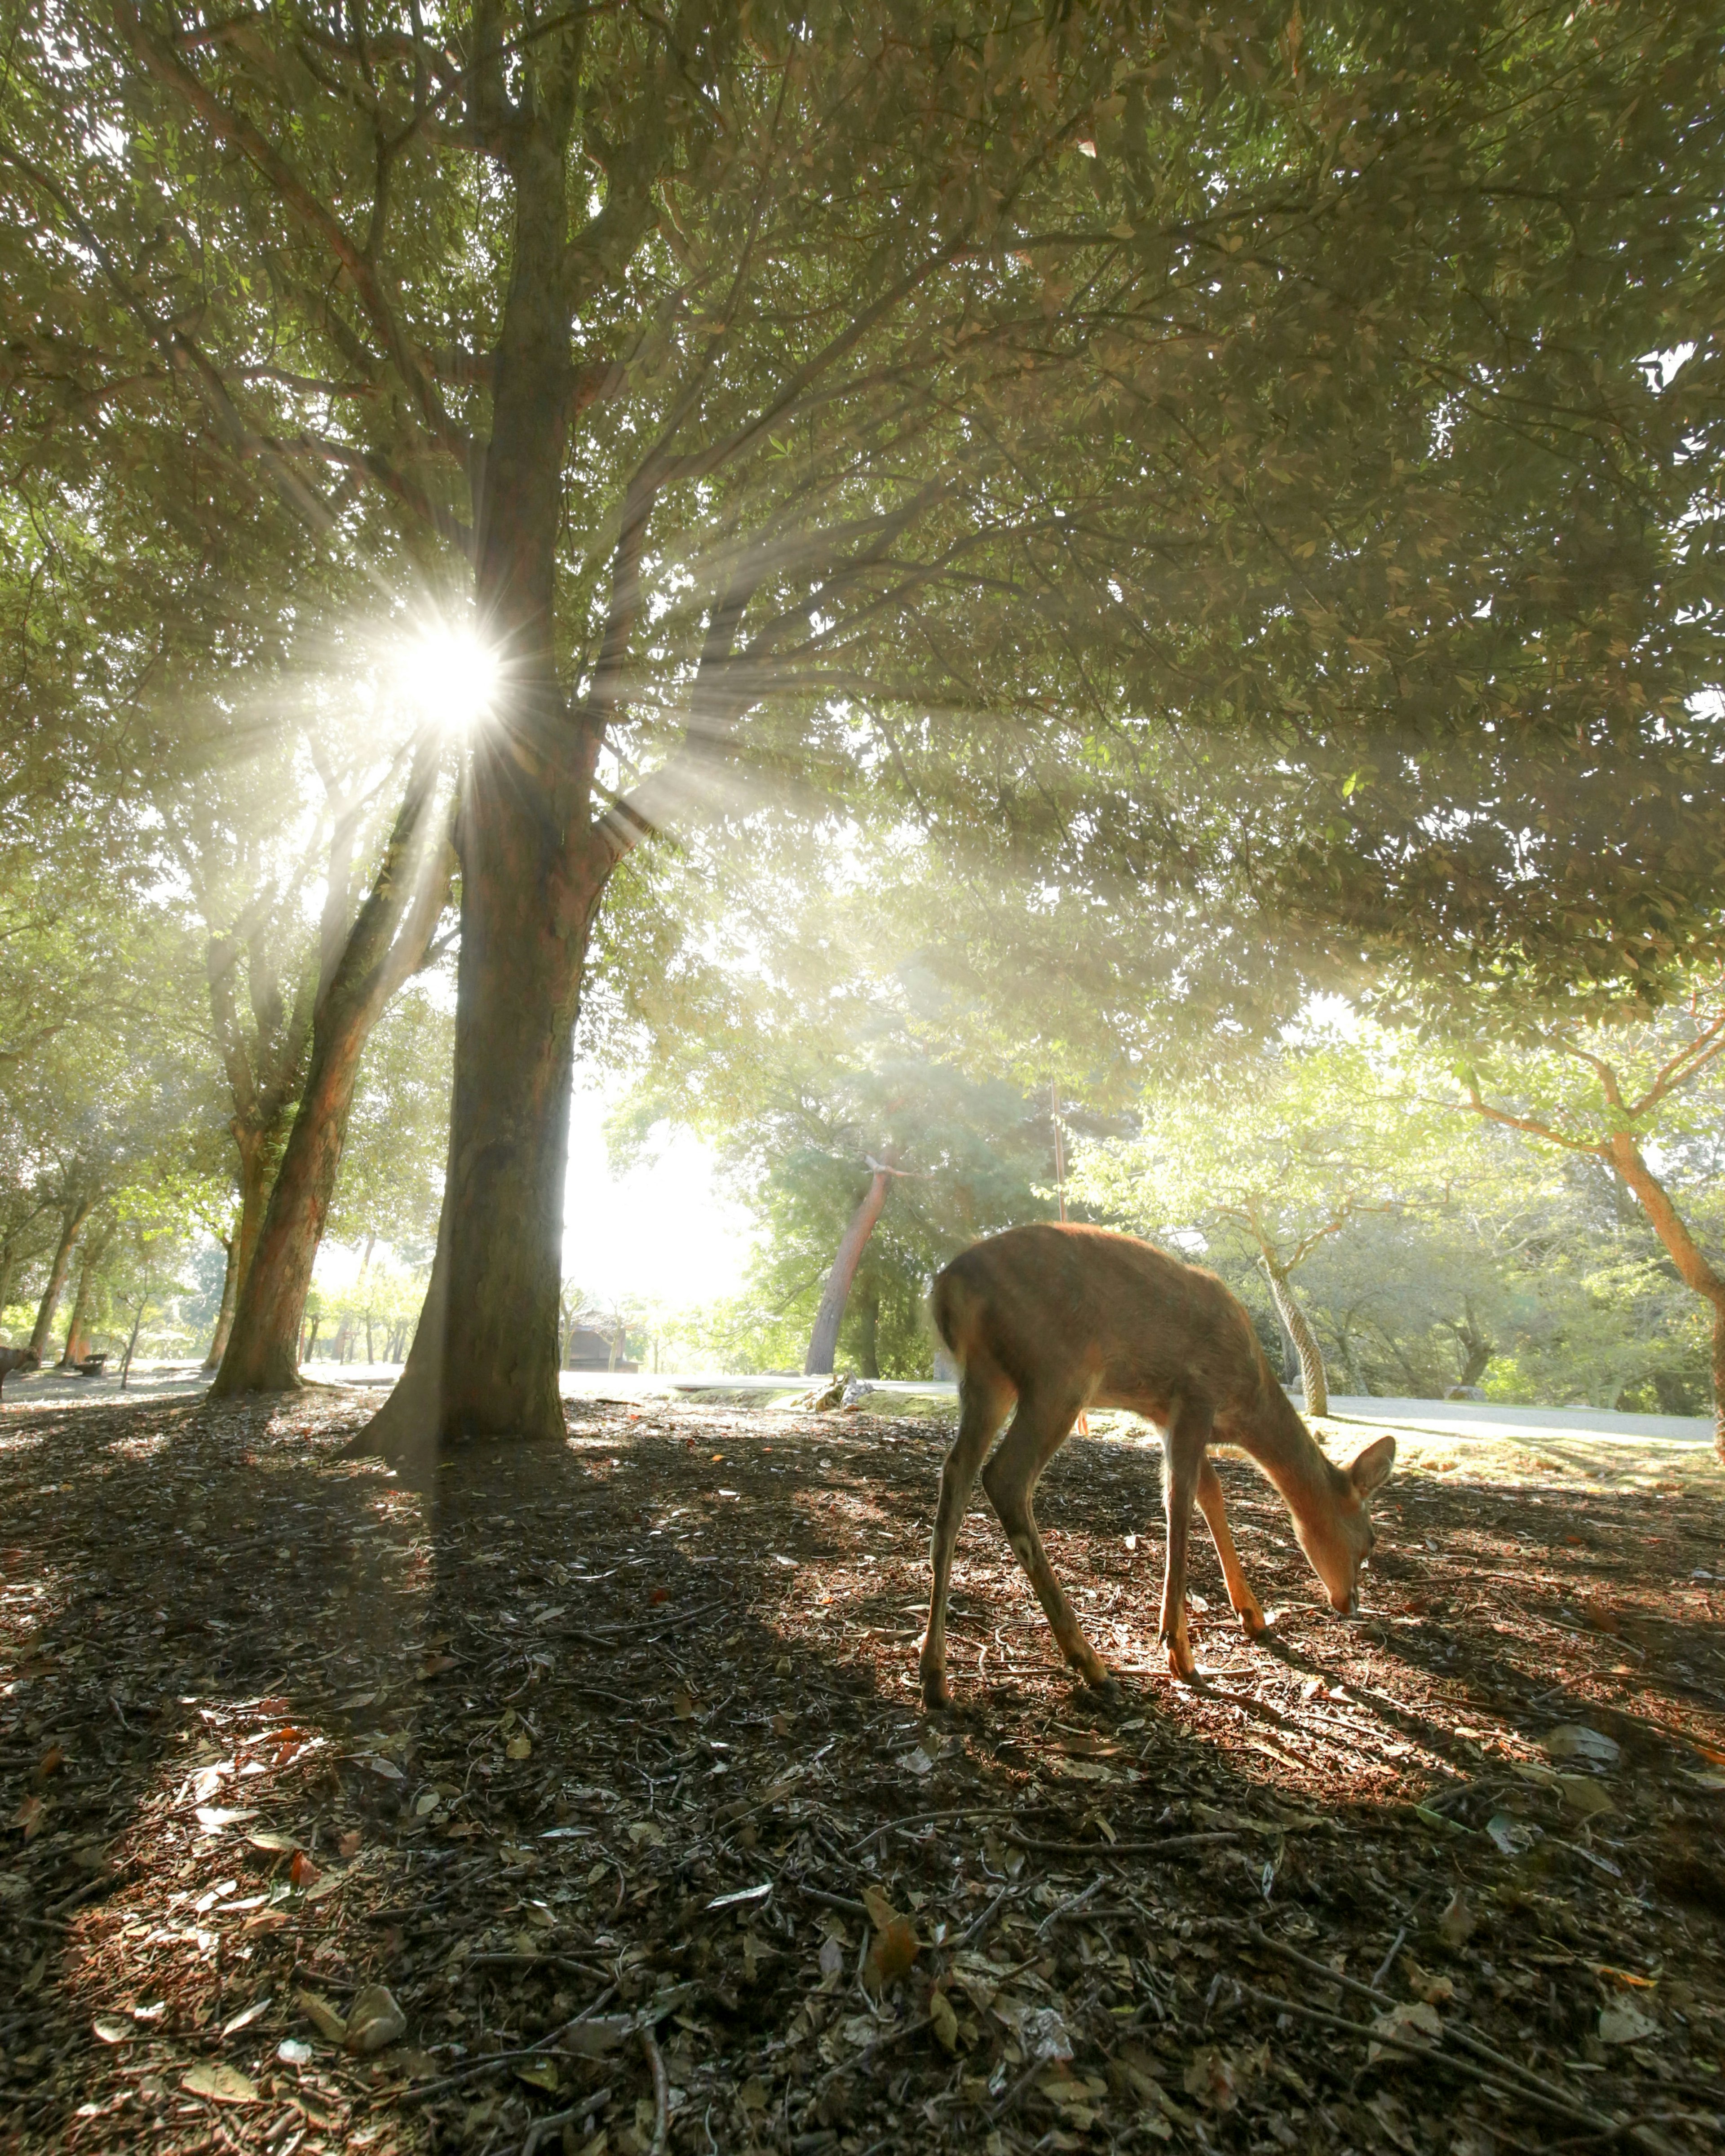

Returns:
1237,1599,1267,1636
920,1669,953,1711
1163,1635,1197,1683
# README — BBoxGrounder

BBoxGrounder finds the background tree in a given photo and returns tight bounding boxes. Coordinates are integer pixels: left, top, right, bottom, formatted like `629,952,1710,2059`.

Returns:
1442,983,1725,1459
618,1000,1063,1377
1074,1032,1451,1416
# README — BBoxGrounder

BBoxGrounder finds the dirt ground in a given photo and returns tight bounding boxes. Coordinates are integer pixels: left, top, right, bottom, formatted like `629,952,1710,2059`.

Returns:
2,1388,1723,2156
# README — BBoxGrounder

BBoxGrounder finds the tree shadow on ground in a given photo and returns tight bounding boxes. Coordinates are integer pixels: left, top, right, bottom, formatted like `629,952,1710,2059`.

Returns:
2,1395,1723,2155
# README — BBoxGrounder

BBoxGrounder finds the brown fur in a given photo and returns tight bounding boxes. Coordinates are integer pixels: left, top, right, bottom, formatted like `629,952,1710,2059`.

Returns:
920,1223,1394,1703
0,1345,41,1401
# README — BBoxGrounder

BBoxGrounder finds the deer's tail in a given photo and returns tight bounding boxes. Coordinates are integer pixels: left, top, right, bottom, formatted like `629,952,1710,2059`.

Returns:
929,1264,968,1365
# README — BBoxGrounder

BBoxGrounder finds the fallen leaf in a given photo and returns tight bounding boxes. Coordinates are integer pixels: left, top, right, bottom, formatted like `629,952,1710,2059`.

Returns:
562,2014,633,2059
181,2063,259,2105
277,2039,313,2066
289,1849,322,1888
1558,1776,1614,1819
929,1987,960,2054
195,1806,259,1833
1599,2001,1658,2046
505,1734,532,1761
32,1745,65,1783
1369,1999,1442,2063
344,1983,407,2054
517,2057,560,2092
92,2016,132,2044
1542,1725,1620,1769
1184,2048,1240,2112
247,1829,302,1855
220,1997,271,2038
13,1794,47,1840
296,1989,348,2043
706,1881,772,1912
1436,1889,1477,1952
1486,1813,1537,1856
995,2001,1072,2063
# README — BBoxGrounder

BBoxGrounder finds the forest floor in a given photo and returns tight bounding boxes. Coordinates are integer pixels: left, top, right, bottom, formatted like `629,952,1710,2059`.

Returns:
2,1387,1723,2156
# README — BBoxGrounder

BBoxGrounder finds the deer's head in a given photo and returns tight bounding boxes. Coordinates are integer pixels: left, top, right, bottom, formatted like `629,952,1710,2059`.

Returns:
1295,1434,1396,1615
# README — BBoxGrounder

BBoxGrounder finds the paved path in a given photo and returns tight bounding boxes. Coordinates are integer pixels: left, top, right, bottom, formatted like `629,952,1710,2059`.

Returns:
4,1361,1714,1455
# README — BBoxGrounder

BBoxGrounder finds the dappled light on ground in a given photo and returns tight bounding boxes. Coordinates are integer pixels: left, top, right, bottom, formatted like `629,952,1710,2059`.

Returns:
1,1390,1722,2154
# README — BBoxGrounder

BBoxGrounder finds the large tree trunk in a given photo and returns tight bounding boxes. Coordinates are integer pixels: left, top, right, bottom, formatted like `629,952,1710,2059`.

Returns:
29,1199,93,1361
348,104,622,1472
355,811,605,1465
805,1169,892,1376
203,1220,242,1371
1605,1133,1725,1466
1261,1258,1330,1420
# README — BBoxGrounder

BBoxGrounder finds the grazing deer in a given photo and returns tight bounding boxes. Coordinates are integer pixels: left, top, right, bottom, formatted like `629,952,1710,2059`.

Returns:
0,1345,41,1401
920,1223,1394,1705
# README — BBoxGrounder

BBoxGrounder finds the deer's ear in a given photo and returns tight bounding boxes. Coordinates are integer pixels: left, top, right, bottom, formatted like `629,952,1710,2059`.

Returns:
1348,1434,1396,1498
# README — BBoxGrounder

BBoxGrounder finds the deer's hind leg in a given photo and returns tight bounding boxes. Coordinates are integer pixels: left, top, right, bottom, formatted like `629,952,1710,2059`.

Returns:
981,1385,1110,1692
1195,1454,1266,1638
919,1360,1014,1709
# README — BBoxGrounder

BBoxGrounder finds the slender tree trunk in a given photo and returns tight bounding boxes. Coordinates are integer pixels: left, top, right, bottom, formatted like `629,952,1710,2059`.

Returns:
203,1221,242,1370
212,757,448,1396
119,1290,148,1392
231,1135,274,1310
302,1314,321,1362
213,1024,372,1392
805,1170,892,1376
1605,1133,1725,1464
59,1232,110,1366
1261,1257,1330,1419
855,1277,881,1379
30,1200,93,1361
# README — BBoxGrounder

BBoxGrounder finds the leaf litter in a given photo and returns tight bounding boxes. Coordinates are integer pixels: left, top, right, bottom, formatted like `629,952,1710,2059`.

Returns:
1,1386,1722,2152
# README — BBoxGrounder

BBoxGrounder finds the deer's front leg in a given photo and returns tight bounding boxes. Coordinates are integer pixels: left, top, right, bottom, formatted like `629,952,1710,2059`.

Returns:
1196,1455,1266,1637
1158,1402,1213,1681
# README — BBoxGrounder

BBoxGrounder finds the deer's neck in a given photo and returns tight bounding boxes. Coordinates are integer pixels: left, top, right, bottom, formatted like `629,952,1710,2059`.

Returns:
1233,1384,1343,1528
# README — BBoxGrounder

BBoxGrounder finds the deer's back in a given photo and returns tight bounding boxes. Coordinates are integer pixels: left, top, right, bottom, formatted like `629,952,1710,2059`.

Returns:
934,1222,1277,1426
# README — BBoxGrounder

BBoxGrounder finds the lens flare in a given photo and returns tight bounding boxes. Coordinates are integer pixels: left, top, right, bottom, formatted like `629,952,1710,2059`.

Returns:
395,625,501,734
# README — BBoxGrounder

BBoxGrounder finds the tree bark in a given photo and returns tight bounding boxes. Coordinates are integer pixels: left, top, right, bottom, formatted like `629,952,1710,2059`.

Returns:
1261,1258,1330,1419
203,1221,242,1371
30,1198,93,1361
347,86,633,1471
59,1230,111,1366
212,758,451,1395
1605,1131,1725,1464
855,1276,881,1380
805,1169,892,1376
